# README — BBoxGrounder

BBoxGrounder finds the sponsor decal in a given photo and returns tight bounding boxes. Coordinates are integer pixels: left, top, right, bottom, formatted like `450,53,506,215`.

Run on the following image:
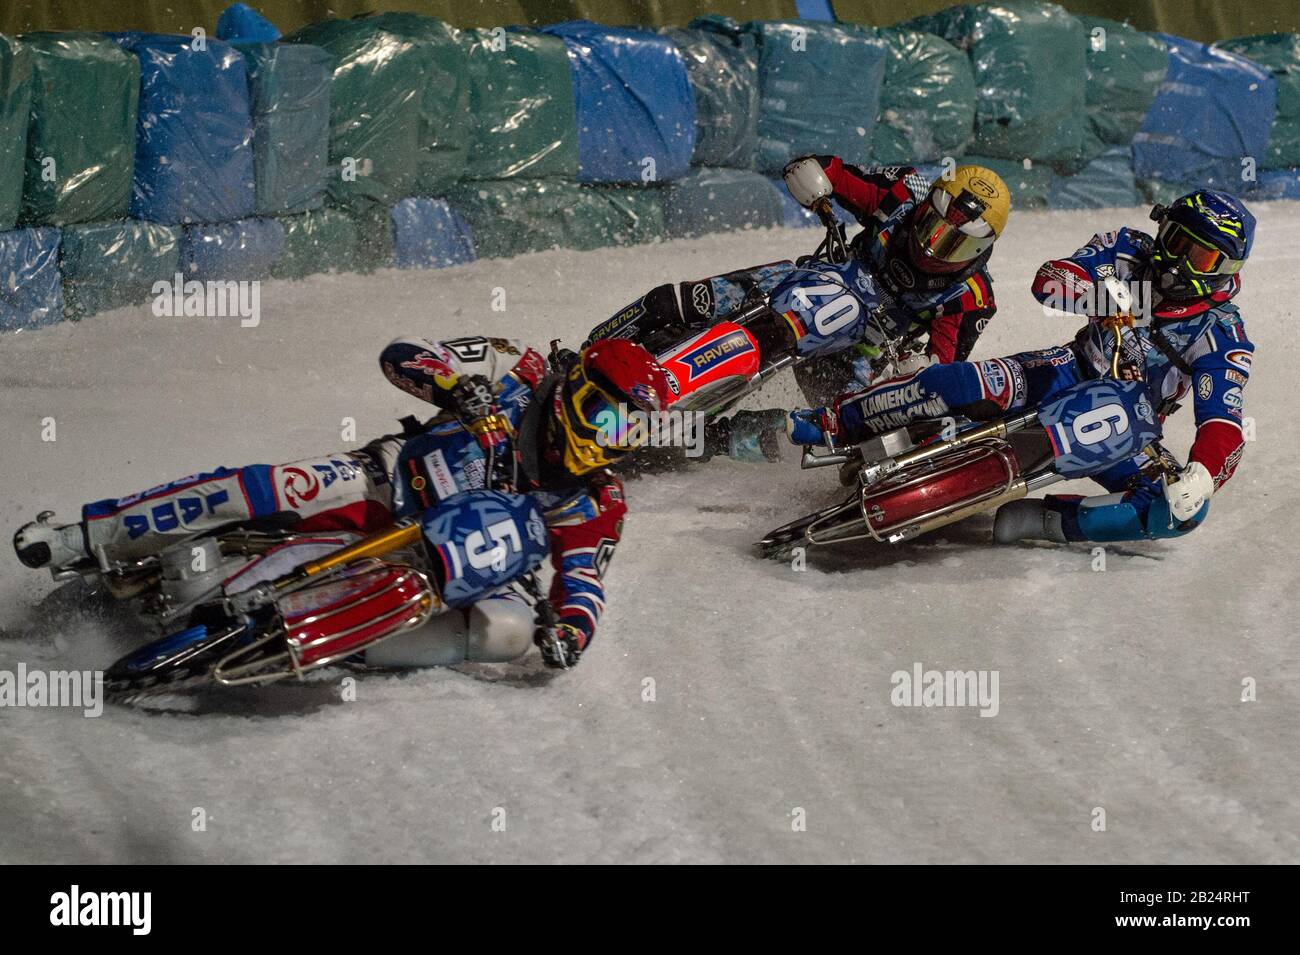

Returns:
968,176,999,199
442,337,490,363
1225,369,1247,386
423,448,460,500
888,256,915,290
674,329,754,381
663,368,681,396
383,361,434,402
281,466,321,508
1197,373,1214,400
1222,386,1244,410
690,282,713,317
593,538,617,577
1225,349,1252,372
977,359,1011,403
401,349,457,382
488,338,520,356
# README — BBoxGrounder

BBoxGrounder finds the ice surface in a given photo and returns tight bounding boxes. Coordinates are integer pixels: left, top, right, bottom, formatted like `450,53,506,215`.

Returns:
1,204,1296,863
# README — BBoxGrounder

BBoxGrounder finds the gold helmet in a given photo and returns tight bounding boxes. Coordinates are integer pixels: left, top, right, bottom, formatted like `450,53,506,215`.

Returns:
909,165,1011,274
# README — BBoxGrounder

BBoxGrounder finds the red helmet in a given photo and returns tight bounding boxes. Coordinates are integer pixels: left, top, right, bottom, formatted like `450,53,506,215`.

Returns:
554,339,672,474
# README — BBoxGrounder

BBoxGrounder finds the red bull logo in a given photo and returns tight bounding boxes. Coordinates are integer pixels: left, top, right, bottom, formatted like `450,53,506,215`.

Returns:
400,350,457,384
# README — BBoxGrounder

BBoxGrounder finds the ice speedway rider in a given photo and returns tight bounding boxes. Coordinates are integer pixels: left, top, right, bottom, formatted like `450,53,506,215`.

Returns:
592,155,1012,412
13,336,672,668
787,190,1256,545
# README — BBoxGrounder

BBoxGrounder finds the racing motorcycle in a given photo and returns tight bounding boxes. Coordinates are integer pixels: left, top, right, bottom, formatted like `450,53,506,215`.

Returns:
757,317,1184,557
585,194,918,417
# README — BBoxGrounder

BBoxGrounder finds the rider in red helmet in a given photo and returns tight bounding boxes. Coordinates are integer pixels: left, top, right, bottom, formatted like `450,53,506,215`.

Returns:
15,336,670,669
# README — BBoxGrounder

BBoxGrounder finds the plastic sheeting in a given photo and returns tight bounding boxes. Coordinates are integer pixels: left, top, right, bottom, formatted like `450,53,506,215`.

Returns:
1215,34,1300,171
540,21,695,184
1078,17,1168,154
0,226,63,331
182,217,285,281
110,33,256,225
391,197,476,269
217,3,280,43
1133,35,1276,189
272,207,359,279
19,33,138,226
770,176,820,227
286,15,470,207
463,28,578,180
447,180,663,258
746,20,887,174
869,26,975,165
234,42,330,216
1253,168,1300,199
905,2,1090,167
59,220,180,317
664,17,760,169
0,37,33,232
662,167,785,238
589,186,666,245
1047,146,1142,209
962,155,1055,208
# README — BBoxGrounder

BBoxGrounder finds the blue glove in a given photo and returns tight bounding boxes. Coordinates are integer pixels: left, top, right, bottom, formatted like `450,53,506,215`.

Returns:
787,408,833,445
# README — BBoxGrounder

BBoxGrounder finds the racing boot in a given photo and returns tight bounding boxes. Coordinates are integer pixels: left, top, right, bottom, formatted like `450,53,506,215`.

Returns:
992,499,1069,544
13,511,92,572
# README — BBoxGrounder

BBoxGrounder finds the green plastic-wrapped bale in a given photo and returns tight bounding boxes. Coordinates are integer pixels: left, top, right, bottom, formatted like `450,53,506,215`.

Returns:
59,220,180,318
19,32,138,226
1215,33,1300,170
589,186,666,246
447,180,663,258
662,167,784,238
870,26,976,165
1078,18,1168,153
463,28,578,179
286,15,470,208
0,35,33,230
905,2,1090,167
234,42,331,216
273,208,360,279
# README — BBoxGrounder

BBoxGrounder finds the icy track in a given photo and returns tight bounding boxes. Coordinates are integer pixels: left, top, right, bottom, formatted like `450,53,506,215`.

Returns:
1,204,1297,864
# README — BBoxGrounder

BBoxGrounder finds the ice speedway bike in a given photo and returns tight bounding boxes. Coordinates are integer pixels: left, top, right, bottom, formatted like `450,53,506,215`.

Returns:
757,285,1188,556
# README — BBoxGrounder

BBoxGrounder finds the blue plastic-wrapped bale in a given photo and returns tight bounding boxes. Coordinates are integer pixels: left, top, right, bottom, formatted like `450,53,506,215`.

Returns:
540,21,695,184
1215,34,1300,171
1048,147,1141,209
1133,35,1275,190
110,33,256,224
182,218,285,282
392,198,475,269
217,3,280,43
60,220,180,317
662,168,784,238
1252,168,1300,199
0,227,63,331
0,36,34,231
745,20,887,174
234,42,331,216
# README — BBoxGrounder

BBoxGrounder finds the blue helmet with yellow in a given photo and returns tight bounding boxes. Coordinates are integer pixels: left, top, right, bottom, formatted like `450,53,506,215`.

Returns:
1149,190,1255,299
